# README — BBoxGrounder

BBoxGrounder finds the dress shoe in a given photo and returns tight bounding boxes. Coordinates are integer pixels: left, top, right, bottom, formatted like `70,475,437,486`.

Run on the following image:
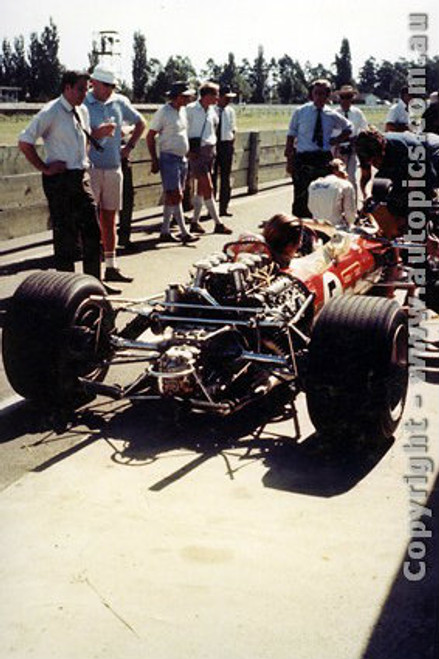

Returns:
220,210,233,217
190,222,206,234
118,241,141,253
213,222,233,235
103,282,122,295
181,233,199,244
104,267,134,283
159,232,180,243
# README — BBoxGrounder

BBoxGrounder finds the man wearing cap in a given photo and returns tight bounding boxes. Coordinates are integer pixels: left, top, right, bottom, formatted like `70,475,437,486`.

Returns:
146,81,198,244
187,82,232,235
308,158,357,227
18,70,103,283
85,65,146,283
332,84,368,200
285,79,352,217
213,84,237,218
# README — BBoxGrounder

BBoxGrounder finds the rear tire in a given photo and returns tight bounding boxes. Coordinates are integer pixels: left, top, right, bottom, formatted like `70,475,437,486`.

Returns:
306,295,408,440
2,271,114,407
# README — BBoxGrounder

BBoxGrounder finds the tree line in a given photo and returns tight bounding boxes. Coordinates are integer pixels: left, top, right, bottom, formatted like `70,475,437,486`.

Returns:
1,19,439,103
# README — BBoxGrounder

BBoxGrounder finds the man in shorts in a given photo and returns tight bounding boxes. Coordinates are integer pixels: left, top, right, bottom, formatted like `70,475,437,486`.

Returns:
146,81,198,243
187,82,232,235
85,65,146,283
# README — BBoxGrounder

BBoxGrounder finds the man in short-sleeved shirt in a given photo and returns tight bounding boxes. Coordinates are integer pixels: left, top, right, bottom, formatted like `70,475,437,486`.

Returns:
147,81,197,243
385,87,412,133
333,85,368,200
85,65,146,283
18,70,102,282
213,85,237,217
187,82,232,235
285,79,352,217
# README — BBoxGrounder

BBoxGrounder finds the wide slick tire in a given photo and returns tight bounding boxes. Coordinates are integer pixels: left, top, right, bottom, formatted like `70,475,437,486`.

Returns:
306,295,408,440
2,271,114,407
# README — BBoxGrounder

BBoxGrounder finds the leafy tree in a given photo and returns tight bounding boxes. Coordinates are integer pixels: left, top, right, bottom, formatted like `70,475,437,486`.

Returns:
0,39,14,85
201,58,222,82
333,38,353,89
27,19,62,100
358,57,377,94
87,39,100,73
132,31,148,101
303,61,333,87
276,55,308,103
248,45,271,103
12,36,30,99
375,60,398,100
146,55,196,102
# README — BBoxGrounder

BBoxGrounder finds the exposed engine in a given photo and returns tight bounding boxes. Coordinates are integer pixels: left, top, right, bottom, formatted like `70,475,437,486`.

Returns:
141,247,314,409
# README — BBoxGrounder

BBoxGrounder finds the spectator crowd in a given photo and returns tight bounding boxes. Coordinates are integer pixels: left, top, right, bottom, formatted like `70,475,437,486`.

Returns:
17,66,439,292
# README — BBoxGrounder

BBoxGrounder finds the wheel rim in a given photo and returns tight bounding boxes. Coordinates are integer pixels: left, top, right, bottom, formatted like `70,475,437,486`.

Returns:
68,300,113,380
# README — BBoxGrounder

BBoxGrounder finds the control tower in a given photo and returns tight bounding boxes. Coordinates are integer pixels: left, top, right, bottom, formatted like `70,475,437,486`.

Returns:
91,30,122,80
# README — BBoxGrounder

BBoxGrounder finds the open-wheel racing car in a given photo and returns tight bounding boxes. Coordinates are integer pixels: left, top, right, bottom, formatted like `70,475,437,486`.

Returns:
2,215,415,441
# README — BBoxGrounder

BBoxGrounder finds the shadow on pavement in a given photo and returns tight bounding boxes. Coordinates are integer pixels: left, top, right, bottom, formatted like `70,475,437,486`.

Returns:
7,393,394,498
361,472,439,659
0,254,54,277
261,431,394,497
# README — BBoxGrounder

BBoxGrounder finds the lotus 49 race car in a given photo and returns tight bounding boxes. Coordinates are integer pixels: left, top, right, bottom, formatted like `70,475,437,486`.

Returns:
2,218,412,441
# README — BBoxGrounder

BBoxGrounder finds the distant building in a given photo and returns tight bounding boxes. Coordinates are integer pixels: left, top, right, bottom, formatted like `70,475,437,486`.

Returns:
356,93,382,106
0,86,21,102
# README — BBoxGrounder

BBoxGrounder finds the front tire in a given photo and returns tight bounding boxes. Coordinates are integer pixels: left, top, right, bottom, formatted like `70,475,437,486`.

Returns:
306,295,408,440
2,271,114,407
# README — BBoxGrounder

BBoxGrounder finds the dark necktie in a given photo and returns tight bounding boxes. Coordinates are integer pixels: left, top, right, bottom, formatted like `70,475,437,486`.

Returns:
217,108,223,141
344,110,349,118
72,107,103,152
313,108,323,149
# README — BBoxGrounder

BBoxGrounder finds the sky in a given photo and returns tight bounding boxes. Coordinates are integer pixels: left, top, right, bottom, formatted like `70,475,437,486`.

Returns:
2,0,439,84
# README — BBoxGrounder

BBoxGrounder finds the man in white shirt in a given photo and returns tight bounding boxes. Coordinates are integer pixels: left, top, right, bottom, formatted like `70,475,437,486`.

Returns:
308,158,357,227
18,70,103,283
147,81,197,244
187,82,232,235
213,85,237,217
285,79,352,217
332,85,368,201
385,86,412,132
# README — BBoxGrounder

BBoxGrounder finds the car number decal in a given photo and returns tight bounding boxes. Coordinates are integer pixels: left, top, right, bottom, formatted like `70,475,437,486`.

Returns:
322,271,343,302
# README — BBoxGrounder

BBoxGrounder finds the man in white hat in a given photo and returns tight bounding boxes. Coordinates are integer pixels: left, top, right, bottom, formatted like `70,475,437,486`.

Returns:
85,64,146,284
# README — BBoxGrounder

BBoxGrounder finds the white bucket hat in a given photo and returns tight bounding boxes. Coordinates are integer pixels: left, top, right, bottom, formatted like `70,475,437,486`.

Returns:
91,65,118,86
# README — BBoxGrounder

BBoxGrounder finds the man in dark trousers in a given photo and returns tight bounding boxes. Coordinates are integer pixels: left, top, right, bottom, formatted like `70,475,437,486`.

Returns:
284,79,352,217
18,70,104,284
213,84,237,217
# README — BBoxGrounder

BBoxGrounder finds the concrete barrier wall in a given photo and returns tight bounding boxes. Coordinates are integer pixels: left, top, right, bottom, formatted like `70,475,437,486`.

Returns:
0,130,289,241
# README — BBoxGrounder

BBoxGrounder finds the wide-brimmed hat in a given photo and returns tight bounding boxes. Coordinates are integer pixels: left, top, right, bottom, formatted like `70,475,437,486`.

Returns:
220,84,237,98
167,81,196,98
91,65,118,86
336,84,358,98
